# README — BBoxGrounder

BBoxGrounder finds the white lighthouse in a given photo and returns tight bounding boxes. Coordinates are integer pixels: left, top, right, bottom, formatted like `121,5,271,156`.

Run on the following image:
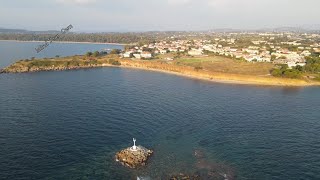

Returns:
131,138,137,151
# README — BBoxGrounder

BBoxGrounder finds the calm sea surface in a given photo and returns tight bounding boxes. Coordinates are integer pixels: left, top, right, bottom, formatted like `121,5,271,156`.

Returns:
0,42,320,179
0,41,123,68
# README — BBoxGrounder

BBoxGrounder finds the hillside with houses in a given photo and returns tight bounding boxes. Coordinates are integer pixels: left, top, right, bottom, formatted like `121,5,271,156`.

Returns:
121,32,320,70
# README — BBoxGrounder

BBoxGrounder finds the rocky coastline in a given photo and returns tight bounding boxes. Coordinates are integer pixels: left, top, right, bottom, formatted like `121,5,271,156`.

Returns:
0,64,106,73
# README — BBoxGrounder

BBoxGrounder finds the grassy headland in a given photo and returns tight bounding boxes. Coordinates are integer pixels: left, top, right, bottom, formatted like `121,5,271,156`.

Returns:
1,54,319,86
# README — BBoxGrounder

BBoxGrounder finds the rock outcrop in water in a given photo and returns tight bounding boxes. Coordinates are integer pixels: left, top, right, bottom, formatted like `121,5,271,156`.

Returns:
169,173,201,180
115,139,153,169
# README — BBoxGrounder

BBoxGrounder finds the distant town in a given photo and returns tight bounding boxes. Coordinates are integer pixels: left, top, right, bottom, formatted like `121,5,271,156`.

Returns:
120,32,320,69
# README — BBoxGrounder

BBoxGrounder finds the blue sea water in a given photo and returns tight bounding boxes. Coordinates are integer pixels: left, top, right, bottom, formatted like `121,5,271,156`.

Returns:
0,42,320,179
0,41,123,68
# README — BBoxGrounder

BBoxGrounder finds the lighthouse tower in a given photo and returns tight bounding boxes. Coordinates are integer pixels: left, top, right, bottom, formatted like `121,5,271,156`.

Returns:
130,138,138,151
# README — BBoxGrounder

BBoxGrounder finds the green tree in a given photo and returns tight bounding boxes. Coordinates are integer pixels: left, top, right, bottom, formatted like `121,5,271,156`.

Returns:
280,64,289,70
108,59,121,65
283,69,301,78
109,49,122,54
86,51,93,57
271,66,302,79
305,56,320,73
271,69,282,77
93,51,100,57
293,65,304,72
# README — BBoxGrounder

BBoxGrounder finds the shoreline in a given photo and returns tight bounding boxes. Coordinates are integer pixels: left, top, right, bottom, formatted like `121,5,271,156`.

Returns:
115,64,318,87
116,65,262,86
0,40,129,46
1,57,319,87
2,64,318,87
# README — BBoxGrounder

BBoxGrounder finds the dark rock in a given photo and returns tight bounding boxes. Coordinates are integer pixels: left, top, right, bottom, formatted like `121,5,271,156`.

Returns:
169,173,201,180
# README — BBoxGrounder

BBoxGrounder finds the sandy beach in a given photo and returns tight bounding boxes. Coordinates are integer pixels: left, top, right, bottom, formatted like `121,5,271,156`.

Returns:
107,62,320,87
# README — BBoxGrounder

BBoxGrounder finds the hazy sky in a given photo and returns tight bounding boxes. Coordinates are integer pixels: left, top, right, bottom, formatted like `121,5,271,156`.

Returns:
0,0,319,32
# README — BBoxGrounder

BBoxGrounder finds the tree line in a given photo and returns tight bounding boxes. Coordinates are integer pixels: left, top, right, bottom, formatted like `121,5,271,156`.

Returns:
0,32,197,44
271,55,320,79
0,33,160,44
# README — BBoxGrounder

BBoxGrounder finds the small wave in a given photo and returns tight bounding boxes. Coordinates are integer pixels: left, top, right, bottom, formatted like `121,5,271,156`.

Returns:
137,176,151,180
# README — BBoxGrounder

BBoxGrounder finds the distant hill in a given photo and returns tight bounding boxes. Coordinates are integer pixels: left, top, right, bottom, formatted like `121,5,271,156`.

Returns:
0,28,28,33
0,28,60,34
209,26,320,33
1,26,319,34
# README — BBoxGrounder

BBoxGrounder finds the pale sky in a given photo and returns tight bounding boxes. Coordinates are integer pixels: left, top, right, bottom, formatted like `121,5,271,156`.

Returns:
0,0,319,32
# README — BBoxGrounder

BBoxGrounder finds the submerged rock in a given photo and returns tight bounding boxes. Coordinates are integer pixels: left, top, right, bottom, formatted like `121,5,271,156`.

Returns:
169,173,201,180
193,149,236,180
115,145,153,169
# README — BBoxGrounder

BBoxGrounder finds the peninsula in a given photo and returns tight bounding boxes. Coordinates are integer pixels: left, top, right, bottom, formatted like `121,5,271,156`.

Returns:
1,53,320,86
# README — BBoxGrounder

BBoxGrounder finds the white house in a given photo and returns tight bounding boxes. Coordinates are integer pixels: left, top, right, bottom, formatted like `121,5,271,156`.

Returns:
301,50,311,57
141,52,152,59
160,49,167,54
188,49,203,56
123,52,133,58
133,54,141,59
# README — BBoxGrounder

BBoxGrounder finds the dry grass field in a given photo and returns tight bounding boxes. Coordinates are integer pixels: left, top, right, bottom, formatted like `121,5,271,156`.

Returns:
175,55,274,76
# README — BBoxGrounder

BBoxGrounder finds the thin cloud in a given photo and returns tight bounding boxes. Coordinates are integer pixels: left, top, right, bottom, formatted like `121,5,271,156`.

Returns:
56,0,97,5
208,0,228,7
167,0,191,5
